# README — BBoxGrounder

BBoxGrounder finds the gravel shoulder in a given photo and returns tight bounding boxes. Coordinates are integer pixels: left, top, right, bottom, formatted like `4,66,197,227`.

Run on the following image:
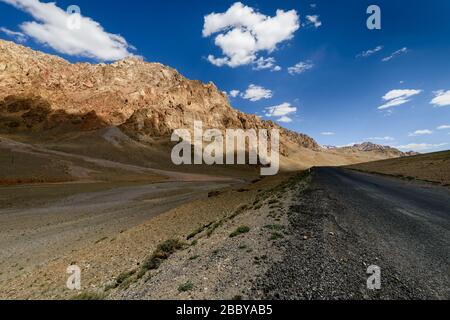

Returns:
107,174,302,300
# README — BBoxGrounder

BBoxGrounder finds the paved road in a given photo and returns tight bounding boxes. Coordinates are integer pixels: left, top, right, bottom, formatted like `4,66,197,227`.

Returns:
257,168,450,299
314,168,450,298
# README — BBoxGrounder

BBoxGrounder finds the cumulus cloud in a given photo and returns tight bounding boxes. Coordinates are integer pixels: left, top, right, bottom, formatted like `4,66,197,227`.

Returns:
378,89,422,110
321,132,335,136
253,57,281,71
0,27,27,42
304,15,322,28
228,90,240,98
288,61,314,75
203,2,299,68
265,102,297,123
241,84,273,101
437,125,450,130
382,47,408,62
430,90,450,107
277,116,293,123
408,129,433,137
357,45,383,58
1,0,134,61
396,143,448,152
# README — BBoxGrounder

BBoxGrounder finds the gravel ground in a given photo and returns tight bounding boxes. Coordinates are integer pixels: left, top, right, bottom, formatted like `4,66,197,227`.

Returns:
108,176,298,300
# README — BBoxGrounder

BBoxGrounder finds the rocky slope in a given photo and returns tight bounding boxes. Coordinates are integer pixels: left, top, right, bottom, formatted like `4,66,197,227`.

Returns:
0,40,317,153
337,142,418,158
0,39,410,169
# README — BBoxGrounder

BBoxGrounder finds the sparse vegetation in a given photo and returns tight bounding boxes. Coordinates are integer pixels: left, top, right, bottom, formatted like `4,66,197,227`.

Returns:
105,238,186,292
228,204,249,221
264,224,284,231
230,226,251,238
187,222,214,240
158,239,185,253
178,281,194,292
253,203,263,210
141,239,185,272
206,219,224,237
113,270,137,289
270,232,284,241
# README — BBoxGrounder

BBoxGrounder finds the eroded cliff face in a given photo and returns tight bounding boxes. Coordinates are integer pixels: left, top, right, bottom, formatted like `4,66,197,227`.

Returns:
0,39,319,153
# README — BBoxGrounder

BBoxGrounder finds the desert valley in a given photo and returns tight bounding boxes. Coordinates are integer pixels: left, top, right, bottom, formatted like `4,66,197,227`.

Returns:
0,38,449,300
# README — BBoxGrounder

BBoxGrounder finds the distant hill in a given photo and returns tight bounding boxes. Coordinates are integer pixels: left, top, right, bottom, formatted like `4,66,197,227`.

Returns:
348,150,450,185
336,142,419,158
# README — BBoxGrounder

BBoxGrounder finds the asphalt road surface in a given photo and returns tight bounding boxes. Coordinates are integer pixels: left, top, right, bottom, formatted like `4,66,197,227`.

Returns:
257,168,450,299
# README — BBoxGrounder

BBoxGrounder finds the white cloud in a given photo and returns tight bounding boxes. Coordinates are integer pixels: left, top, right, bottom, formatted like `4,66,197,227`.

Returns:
310,4,317,9
408,129,433,137
253,57,281,71
430,90,450,107
437,125,450,130
305,15,322,28
229,90,240,98
203,2,299,68
378,89,422,110
396,143,448,152
321,132,335,136
288,61,314,75
241,84,273,101
265,103,297,121
382,47,408,62
382,90,421,101
277,116,293,123
1,0,134,61
0,27,27,43
357,45,383,58
207,55,229,67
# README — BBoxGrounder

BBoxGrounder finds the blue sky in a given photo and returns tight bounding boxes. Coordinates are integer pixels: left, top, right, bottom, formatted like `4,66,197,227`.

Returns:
1,0,449,152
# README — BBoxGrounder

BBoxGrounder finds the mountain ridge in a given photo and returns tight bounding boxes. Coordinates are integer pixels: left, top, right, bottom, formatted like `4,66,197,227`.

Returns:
0,39,319,154
0,39,412,170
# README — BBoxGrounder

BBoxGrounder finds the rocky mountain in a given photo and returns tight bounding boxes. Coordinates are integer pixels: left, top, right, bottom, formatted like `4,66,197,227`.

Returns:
0,40,318,154
337,142,418,158
0,39,410,171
